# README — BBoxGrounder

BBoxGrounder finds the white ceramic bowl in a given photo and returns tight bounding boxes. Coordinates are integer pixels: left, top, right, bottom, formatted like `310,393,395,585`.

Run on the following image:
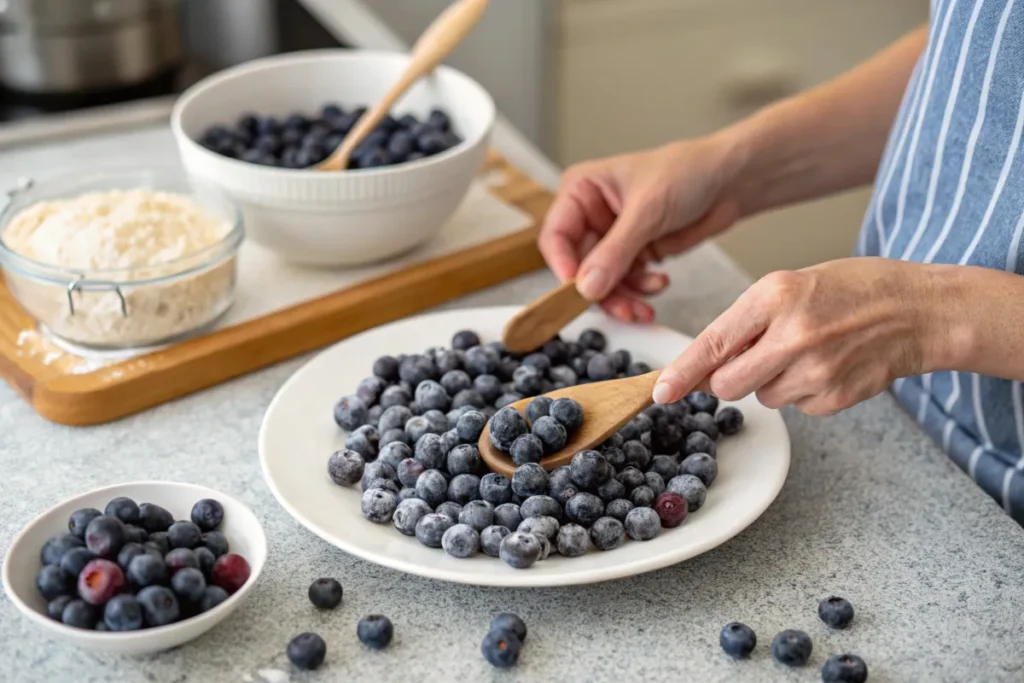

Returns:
2,481,267,655
171,49,496,267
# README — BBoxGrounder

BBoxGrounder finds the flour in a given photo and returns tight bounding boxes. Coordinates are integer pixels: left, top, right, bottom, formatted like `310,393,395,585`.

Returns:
2,188,239,348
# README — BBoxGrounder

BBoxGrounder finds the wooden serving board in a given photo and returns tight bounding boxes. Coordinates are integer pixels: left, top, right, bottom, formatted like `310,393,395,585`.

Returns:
0,151,553,426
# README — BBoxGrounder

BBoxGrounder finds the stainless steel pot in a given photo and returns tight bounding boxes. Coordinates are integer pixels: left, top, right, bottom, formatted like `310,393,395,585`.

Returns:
0,0,183,94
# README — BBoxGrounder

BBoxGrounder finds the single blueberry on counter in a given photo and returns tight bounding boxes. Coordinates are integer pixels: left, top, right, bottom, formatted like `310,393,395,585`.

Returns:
821,654,868,683
287,632,327,670
481,628,522,668
357,615,394,649
818,596,855,629
719,622,757,659
771,629,813,667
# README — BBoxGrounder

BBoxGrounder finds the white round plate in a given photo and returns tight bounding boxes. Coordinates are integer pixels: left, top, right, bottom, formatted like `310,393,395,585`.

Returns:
259,307,790,587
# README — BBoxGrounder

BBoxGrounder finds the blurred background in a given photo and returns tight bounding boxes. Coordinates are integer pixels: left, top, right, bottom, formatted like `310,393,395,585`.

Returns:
0,0,928,277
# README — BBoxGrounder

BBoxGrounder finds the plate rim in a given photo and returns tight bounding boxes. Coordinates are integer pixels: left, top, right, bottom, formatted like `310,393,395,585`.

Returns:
259,305,791,587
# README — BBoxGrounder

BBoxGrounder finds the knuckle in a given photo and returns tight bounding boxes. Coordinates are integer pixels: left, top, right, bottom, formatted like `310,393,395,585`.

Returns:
757,270,802,303
699,325,731,366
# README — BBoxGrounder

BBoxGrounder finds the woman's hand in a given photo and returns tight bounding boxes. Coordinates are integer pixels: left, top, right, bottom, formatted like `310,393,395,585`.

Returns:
538,136,744,323
652,258,960,415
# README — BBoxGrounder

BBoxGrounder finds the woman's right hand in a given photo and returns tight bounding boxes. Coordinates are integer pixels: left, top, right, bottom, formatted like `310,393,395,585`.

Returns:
538,135,745,323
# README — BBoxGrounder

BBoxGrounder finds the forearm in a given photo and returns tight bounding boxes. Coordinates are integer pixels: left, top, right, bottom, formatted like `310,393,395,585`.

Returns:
715,25,929,218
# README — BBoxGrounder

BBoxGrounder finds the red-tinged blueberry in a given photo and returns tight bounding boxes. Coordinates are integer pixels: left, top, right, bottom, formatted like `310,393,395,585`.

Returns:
171,567,206,603
127,553,168,588
67,509,102,539
199,586,230,613
41,533,84,566
654,492,688,528
103,594,143,631
60,546,98,577
481,628,522,668
357,614,394,649
104,497,140,525
308,578,343,609
137,585,180,627
190,499,224,532
818,596,855,629
720,622,757,659
821,654,868,683
138,503,174,533
61,599,96,629
165,548,199,574
211,553,251,594
46,595,73,621
36,565,73,601
287,632,327,670
771,629,813,667
84,516,127,559
77,559,125,606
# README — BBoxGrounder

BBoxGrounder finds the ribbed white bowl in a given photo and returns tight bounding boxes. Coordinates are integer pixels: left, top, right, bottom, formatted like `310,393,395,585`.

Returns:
171,49,495,266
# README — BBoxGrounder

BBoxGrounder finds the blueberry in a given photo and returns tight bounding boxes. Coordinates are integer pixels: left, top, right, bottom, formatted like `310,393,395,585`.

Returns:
68,509,102,540
596,477,626,503
456,410,488,443
77,559,124,605
680,453,718,487
644,471,666,497
511,463,549,497
354,146,392,169
532,416,568,455
646,455,678,482
194,546,216,578
818,596,855,629
165,548,199,574
688,411,720,440
357,614,394,649
393,498,432,536
771,629,812,667
605,498,634,523
423,409,451,435
167,522,203,550
199,585,230,612
720,622,757,659
625,506,662,541
665,400,690,421
668,474,707,512
333,395,368,430
288,632,327,670
499,531,542,569
448,474,482,505
486,613,527,644
427,108,452,132
525,396,553,423
415,380,451,412
399,354,437,385
480,473,513,505
404,418,434,449
577,328,606,351
685,391,719,415
571,356,589,377
628,361,652,376
361,488,398,523
480,525,511,557
651,419,685,455
510,433,545,465
481,628,522,668
361,461,399,491
555,524,590,557
495,393,524,409
373,355,400,381
439,370,471,396
547,466,578,504
103,497,140,525
327,450,365,487
447,444,482,475
380,442,413,470
386,130,415,160
442,523,480,558
715,406,744,436
397,458,426,488
127,553,168,587
62,599,97,629
415,469,448,508
356,375,387,406
84,516,127,559
586,354,616,381
380,387,413,412
549,365,578,387
308,578,343,609
450,330,480,350
497,356,522,382
201,531,229,558
821,654,868,683
47,595,73,621
123,525,148,544
520,495,562,521
510,366,542,397
171,567,206,603
146,532,171,556
41,533,84,567
684,432,718,459
60,546,97,577
565,492,605,526
137,585,180,627
589,517,625,551
550,398,584,432
629,485,656,508
602,433,625,450
417,130,450,155
616,466,646,492
493,503,523,530
464,346,499,377
570,450,611,489
415,513,454,548
518,515,559,543
36,565,72,600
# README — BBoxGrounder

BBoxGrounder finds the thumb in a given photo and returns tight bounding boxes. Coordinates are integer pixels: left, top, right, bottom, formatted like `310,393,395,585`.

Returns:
576,200,656,301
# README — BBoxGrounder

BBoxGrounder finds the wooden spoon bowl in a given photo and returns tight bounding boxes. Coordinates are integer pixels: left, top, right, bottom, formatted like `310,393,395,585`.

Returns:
478,371,661,478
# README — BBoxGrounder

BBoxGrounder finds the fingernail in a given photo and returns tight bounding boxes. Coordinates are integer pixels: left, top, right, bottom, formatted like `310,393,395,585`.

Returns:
578,268,609,301
652,381,675,404
640,273,666,293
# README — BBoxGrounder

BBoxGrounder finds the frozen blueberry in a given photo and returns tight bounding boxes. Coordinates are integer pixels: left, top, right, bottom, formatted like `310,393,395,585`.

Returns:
447,444,482,476
137,585,180,627
493,503,523,531
413,433,446,470
464,346,499,377
589,517,625,551
68,508,102,540
452,330,480,350
511,463,549,497
499,531,542,569
586,354,616,381
651,420,685,455
171,567,206,603
605,498,634,523
201,531,229,558
346,430,378,460
494,393,524,409
442,523,480,558
480,525,510,557
36,565,72,601
818,596,855,629
393,499,432,536
473,374,503,404
396,458,425,488
399,354,437,385
821,654,868,683
684,431,718,459
614,443,646,474
437,502,464,524
644,471,667,497
688,411,720,441
550,398,584,432
578,328,606,352
458,500,494,532
533,533,552,560
547,467,578,505
448,474,482,505
616,466,646,492
565,492,605,527
288,632,327,670
553,523,588,557
715,406,744,436
361,461,398,491
104,497,140,525
447,406,474,426
356,375,387,405
361,489,398,523
685,391,719,415
596,477,627,503
518,515,559,543
481,628,522,668
333,395,368,430
415,470,448,508
376,442,410,470
379,406,413,434
440,369,472,396
327,450,365,487
357,614,394,649
680,453,718,487
525,396,552,424
415,380,451,412
654,491,688,528
415,513,454,548
520,495,562,522
479,473,512,506
84,516,127,559
625,507,661,541
720,622,757,659
667,474,707,512
570,450,611,489
380,386,412,411
771,629,813,667
423,409,451,434
456,410,488,443
629,485,656,508
549,365,578,387
532,416,568,455
512,366,544,396
373,355,400,381
489,407,529,452
647,455,679,482
510,434,545,466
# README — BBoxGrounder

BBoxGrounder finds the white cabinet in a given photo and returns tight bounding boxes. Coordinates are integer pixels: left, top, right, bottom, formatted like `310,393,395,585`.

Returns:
554,0,930,276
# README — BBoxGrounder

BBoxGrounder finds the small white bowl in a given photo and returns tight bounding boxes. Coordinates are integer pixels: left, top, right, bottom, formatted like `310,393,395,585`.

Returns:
171,49,496,267
2,481,267,655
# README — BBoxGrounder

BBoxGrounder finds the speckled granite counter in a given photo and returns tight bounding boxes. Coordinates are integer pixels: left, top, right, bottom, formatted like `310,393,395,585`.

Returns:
2,125,1024,683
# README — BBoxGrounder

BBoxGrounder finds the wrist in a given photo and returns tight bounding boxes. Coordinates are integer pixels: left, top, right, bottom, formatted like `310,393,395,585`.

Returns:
912,264,978,373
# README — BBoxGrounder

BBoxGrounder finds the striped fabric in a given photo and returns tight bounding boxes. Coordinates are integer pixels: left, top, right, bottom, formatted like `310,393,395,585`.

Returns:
857,0,1024,523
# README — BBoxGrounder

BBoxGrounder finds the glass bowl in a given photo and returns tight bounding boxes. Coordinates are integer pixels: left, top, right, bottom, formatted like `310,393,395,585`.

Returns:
0,168,244,349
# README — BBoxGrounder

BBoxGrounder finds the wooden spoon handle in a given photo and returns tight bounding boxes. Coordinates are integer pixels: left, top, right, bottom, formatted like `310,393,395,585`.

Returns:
502,280,591,354
318,0,490,171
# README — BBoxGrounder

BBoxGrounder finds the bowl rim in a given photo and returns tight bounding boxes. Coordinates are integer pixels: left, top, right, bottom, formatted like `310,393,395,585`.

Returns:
170,48,497,178
0,166,245,285
1,480,267,643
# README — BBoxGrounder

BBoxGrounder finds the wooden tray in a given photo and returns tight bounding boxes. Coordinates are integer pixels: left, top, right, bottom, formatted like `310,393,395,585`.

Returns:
0,151,553,426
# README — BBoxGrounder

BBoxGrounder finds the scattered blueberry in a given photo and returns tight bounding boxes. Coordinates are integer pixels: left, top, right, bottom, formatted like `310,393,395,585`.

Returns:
771,629,813,667
288,632,327,670
358,614,394,649
821,654,868,683
720,622,757,659
308,578,343,609
818,596,855,629
481,628,522,668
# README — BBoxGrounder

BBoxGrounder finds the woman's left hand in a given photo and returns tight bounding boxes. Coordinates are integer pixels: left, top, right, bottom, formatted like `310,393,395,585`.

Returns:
652,257,959,415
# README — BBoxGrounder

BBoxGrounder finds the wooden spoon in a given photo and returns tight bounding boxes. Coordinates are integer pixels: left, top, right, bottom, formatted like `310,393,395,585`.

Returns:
501,280,591,354
478,370,662,478
317,0,490,171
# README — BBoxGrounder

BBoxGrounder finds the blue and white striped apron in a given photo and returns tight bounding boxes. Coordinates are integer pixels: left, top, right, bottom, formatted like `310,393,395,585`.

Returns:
857,0,1024,523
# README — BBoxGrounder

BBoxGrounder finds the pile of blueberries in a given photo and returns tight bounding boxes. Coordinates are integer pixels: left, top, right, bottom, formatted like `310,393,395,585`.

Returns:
721,596,868,683
35,496,251,631
327,327,744,569
197,103,462,170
